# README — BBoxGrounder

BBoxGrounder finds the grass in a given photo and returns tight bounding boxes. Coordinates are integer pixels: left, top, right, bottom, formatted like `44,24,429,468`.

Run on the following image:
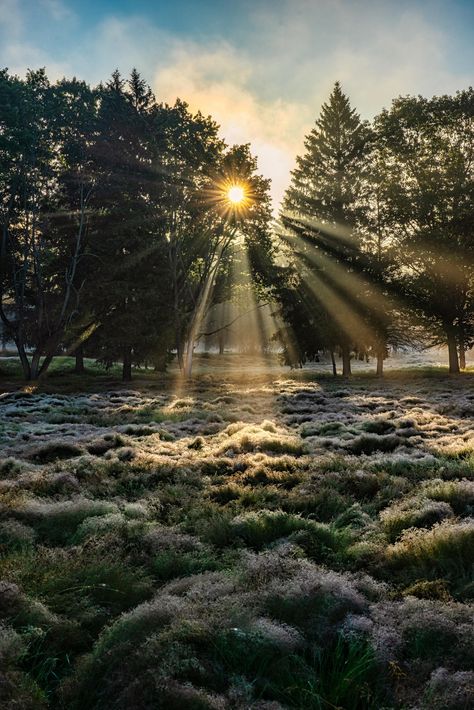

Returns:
384,519,474,596
1,362,473,708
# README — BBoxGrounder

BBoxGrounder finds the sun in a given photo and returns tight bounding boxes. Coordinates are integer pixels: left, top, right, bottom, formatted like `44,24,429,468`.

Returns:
227,185,245,204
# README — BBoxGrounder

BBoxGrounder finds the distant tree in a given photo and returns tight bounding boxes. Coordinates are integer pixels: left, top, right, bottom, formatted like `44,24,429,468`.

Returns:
374,89,474,373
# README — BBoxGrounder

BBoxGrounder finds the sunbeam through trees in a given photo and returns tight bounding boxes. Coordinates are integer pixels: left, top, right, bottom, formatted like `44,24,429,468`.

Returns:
0,16,473,709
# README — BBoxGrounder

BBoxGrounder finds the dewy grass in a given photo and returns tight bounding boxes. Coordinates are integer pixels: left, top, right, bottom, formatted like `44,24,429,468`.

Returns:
1,371,473,708
385,518,474,595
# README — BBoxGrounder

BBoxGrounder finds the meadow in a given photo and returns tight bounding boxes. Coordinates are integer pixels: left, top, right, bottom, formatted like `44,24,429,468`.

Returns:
1,356,473,709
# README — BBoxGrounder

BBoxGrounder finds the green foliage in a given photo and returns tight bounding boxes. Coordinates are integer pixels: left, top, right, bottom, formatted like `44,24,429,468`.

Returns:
374,89,474,372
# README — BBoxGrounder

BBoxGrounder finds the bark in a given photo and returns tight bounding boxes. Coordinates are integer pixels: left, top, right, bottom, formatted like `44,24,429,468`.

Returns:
122,346,132,381
330,350,337,376
341,345,351,378
446,328,460,374
74,344,85,374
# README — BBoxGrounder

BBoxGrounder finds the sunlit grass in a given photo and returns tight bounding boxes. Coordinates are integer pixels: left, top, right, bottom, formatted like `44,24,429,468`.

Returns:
1,365,474,707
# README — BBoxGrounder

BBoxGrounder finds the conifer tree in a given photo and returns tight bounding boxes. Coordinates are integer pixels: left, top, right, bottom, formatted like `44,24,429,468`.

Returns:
279,82,371,376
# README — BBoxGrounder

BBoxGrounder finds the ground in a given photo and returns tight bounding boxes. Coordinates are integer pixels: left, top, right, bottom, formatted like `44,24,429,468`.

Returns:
0,356,473,709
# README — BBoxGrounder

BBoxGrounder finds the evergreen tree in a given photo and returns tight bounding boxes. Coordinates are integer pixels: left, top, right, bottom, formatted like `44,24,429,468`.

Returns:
279,82,372,375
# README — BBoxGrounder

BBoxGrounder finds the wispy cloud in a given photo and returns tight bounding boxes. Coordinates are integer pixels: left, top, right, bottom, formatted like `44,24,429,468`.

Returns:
0,0,471,210
153,41,307,209
40,0,75,23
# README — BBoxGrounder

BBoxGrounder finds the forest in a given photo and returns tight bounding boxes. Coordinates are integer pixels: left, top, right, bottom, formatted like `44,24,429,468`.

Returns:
0,64,473,710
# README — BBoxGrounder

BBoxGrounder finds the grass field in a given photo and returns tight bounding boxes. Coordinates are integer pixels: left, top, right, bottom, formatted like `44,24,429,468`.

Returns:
1,356,473,709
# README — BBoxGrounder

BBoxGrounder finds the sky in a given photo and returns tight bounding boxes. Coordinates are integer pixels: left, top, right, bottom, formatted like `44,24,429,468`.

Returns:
1,0,473,210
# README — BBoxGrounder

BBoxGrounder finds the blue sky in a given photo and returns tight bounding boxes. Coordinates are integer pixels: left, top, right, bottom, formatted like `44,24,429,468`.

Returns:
1,0,473,208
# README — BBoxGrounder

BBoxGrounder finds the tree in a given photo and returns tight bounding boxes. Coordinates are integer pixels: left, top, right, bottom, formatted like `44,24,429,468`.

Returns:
0,69,98,380
83,70,173,381
374,89,474,373
278,82,372,376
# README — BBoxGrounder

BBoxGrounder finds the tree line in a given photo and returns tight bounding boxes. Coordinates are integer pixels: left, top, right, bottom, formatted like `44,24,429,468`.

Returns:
0,68,473,380
0,68,272,380
273,82,474,376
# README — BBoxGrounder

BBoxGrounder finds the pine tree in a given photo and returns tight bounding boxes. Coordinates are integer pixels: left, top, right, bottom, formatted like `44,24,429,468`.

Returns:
279,82,371,376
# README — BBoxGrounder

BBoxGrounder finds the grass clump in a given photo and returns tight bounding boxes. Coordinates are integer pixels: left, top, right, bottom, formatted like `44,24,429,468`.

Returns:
229,510,349,563
0,545,154,634
380,497,454,542
12,497,118,545
384,518,474,597
28,442,83,464
422,478,474,515
348,434,401,455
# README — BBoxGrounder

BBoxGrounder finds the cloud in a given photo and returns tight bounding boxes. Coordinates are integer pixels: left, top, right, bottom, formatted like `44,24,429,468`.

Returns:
0,0,70,78
40,0,75,23
153,42,307,209
0,1,470,211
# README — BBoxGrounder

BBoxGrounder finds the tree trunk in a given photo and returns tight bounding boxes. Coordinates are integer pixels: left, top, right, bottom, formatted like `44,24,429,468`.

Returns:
330,350,337,376
38,351,55,378
341,345,351,378
376,350,384,378
74,344,85,374
14,338,31,380
446,328,460,374
122,346,132,381
176,341,184,371
218,331,225,355
30,351,41,380
459,341,466,370
184,340,194,379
